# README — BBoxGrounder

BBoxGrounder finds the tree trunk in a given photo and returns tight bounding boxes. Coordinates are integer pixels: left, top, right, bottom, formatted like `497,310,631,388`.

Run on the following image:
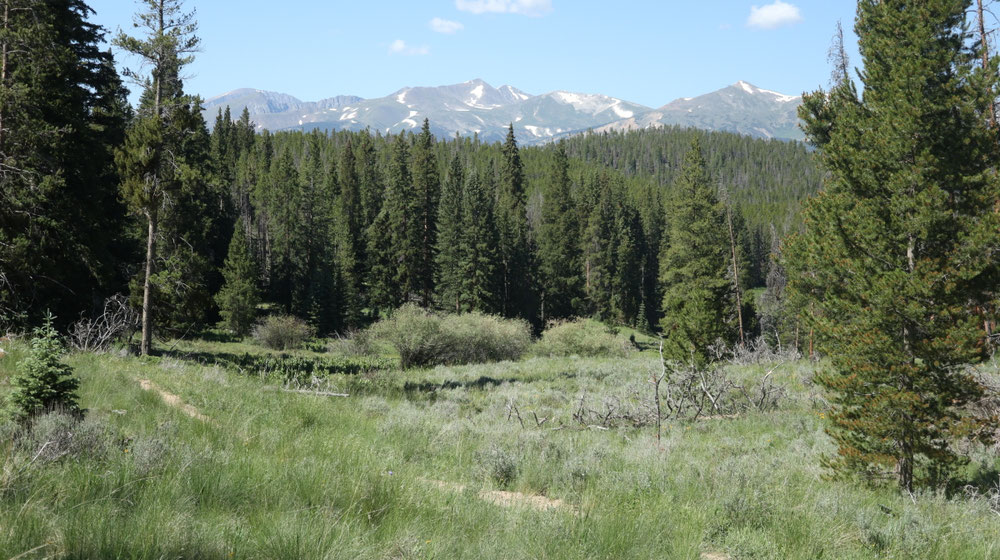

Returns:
140,208,157,355
725,203,745,346
977,0,997,130
0,1,9,157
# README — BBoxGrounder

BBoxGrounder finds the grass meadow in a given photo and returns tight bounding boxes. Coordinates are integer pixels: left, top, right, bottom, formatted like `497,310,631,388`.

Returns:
1,331,998,559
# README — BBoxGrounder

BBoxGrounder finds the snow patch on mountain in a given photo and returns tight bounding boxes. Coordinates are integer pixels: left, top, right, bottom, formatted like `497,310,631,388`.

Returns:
612,104,633,119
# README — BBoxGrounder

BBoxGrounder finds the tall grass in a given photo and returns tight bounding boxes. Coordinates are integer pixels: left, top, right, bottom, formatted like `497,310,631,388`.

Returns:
0,338,996,559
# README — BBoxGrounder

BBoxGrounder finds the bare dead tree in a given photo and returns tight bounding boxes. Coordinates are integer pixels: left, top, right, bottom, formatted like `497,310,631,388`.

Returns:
723,195,746,347
978,0,999,129
828,20,851,88
68,295,139,352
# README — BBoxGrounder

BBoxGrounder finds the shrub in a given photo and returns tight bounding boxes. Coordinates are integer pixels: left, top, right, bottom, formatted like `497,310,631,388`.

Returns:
476,443,520,488
6,315,80,421
532,319,634,358
368,304,531,369
252,315,313,350
21,410,110,462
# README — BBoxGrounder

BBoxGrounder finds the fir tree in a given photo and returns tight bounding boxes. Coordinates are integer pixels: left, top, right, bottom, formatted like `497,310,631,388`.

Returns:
460,170,501,313
495,124,535,321
334,136,366,326
581,173,616,319
787,0,1000,491
215,219,259,336
537,142,582,323
412,119,440,306
659,140,733,364
368,134,420,312
436,153,466,313
7,314,79,421
0,0,130,328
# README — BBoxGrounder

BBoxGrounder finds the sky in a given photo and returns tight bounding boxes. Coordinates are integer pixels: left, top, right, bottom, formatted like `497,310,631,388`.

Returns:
85,0,862,108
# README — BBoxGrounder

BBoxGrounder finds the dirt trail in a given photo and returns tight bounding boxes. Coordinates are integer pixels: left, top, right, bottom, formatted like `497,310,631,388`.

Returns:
139,379,211,422
700,553,730,560
421,478,577,514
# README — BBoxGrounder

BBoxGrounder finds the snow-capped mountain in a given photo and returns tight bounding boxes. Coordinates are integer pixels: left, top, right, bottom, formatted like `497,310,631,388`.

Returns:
594,81,803,141
202,79,804,144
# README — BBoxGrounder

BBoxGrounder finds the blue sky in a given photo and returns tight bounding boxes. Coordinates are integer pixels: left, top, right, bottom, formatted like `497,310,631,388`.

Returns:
86,0,861,108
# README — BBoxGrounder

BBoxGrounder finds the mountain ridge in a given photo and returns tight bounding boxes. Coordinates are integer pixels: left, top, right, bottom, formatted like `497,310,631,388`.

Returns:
201,79,804,144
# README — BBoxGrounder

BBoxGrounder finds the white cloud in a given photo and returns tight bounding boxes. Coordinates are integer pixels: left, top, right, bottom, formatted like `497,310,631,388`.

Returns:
455,0,552,17
747,1,803,30
430,17,464,34
388,39,430,56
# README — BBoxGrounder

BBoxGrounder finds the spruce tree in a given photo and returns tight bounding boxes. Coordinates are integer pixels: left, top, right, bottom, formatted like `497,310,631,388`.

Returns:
368,134,420,312
0,0,130,328
436,154,466,313
7,314,79,421
334,136,366,326
611,200,643,326
495,124,535,321
215,219,259,336
581,173,616,319
537,142,583,323
460,170,501,313
412,119,440,306
787,0,1000,491
659,140,733,364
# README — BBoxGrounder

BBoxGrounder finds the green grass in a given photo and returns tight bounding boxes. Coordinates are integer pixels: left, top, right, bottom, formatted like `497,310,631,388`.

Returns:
0,337,997,559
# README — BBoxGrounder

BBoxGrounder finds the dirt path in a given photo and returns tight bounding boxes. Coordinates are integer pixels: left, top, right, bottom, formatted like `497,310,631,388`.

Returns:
421,478,577,514
138,379,211,422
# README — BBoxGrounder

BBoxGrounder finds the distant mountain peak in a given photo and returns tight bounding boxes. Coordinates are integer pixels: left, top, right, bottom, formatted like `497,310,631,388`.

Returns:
732,80,800,103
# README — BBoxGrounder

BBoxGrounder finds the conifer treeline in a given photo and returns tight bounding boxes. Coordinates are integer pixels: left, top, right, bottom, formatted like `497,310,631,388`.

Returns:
206,117,816,338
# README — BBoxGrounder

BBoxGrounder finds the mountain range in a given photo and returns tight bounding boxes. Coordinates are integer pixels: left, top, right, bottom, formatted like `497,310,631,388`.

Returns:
202,79,805,144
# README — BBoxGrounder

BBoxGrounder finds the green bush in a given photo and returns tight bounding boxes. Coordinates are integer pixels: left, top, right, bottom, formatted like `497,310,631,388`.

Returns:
368,304,531,369
6,316,80,421
251,315,313,350
532,319,635,358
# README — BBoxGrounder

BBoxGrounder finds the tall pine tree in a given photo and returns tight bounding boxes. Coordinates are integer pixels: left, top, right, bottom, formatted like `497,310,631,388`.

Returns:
114,0,200,354
659,140,734,364
537,142,582,323
787,0,1000,491
215,218,259,336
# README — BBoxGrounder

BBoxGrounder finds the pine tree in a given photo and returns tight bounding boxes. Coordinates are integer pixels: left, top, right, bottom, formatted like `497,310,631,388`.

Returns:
496,124,535,321
412,119,440,306
7,314,79,421
215,219,259,336
787,0,1000,491
368,134,420,312
659,140,733,364
611,200,643,326
581,173,616,319
0,0,130,328
640,186,666,332
436,153,466,313
334,136,366,326
537,142,582,323
266,148,301,312
113,0,200,355
460,170,501,313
